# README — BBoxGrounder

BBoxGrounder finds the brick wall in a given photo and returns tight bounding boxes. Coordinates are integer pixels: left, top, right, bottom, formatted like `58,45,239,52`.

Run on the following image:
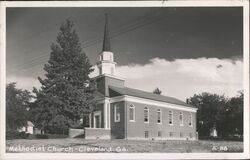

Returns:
125,101,197,140
110,101,125,139
95,75,125,96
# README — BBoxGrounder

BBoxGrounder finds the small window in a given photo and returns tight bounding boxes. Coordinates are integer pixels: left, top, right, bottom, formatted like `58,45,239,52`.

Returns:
144,107,149,123
189,113,192,127
114,105,120,122
179,112,183,126
169,110,173,125
169,132,173,137
157,109,162,124
129,104,135,122
158,131,162,137
145,131,149,138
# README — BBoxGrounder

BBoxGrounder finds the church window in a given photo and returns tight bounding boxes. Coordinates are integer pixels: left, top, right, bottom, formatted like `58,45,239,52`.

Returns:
129,104,135,122
189,113,192,127
144,107,149,123
114,105,120,122
169,110,173,125
157,109,162,124
179,112,183,126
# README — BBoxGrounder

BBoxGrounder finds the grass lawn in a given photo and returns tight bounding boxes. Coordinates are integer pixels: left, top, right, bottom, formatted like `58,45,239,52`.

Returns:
6,139,243,153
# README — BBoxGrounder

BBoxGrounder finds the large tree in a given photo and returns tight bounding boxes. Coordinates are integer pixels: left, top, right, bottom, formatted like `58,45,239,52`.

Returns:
6,83,31,131
189,92,227,138
189,92,243,139
31,19,95,134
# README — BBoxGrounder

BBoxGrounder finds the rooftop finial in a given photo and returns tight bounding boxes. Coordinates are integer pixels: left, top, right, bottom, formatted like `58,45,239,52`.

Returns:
102,13,111,51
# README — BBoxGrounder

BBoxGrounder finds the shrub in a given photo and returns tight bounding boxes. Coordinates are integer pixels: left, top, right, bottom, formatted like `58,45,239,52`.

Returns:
35,134,49,139
48,134,68,139
6,130,29,140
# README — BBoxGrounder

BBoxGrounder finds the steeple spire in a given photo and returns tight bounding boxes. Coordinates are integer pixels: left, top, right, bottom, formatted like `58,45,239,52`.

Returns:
102,13,111,51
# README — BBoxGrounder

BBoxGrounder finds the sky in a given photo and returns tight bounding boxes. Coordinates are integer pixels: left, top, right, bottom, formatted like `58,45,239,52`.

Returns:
6,7,243,101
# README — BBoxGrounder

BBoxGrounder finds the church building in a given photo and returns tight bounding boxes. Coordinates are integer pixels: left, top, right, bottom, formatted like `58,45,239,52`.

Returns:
84,15,198,140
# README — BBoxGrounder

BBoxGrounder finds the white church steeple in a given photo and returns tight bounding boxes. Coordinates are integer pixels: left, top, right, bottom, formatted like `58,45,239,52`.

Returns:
97,14,116,76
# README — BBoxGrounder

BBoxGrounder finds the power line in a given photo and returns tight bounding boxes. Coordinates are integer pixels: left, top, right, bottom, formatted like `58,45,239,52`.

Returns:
8,8,176,74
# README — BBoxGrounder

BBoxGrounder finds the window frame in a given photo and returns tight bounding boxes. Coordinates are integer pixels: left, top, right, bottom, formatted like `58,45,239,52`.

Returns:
157,109,162,124
129,104,135,122
169,110,173,125
144,107,149,123
179,112,184,126
189,113,193,127
114,104,120,122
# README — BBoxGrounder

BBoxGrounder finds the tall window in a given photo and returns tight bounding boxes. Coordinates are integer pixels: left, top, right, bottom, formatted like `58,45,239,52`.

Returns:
189,113,192,127
179,112,183,126
144,107,149,123
114,105,120,122
157,109,162,124
169,110,173,125
129,104,135,122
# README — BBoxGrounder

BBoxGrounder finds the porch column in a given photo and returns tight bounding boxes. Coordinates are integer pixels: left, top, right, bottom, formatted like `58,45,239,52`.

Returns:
89,113,92,128
104,98,110,129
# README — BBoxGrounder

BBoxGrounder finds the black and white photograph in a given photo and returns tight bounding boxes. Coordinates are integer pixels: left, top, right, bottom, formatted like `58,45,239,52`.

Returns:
0,0,249,159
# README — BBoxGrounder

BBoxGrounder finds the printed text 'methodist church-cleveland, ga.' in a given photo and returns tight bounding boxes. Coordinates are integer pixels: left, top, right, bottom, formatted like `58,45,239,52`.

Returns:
84,15,198,140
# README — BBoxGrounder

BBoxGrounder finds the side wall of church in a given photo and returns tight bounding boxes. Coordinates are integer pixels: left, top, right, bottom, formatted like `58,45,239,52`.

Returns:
125,101,197,140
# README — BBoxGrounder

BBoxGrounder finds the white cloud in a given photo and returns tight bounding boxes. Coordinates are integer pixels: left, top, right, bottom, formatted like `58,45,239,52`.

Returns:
7,76,41,92
115,57,243,101
8,57,243,101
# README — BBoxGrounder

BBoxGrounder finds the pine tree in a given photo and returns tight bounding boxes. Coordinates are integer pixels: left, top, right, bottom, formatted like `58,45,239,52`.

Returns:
32,20,95,134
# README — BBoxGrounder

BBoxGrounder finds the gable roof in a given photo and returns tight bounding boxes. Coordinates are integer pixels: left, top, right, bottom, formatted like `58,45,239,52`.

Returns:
109,86,195,108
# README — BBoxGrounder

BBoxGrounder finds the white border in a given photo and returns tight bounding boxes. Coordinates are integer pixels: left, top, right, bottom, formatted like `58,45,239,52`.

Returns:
0,0,249,160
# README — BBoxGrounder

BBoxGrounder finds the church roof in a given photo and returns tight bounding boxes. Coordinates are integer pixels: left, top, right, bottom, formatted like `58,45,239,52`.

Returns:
109,86,196,108
102,14,111,51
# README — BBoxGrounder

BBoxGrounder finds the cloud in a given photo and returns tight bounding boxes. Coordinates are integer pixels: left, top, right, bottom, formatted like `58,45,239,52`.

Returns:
6,76,41,92
8,57,243,101
114,57,243,101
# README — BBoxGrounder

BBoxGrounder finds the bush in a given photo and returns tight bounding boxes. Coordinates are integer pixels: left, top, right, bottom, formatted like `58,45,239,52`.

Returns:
6,130,29,140
35,134,49,139
48,134,68,139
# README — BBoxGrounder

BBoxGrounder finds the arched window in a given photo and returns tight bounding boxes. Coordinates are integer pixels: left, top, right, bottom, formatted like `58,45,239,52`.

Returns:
144,107,149,123
129,104,135,122
157,109,162,124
